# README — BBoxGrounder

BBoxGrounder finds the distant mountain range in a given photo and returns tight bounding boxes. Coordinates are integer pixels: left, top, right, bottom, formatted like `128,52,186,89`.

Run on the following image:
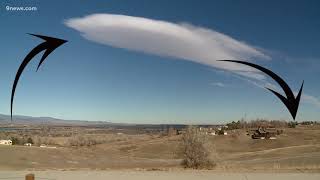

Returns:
0,114,112,126
0,114,217,129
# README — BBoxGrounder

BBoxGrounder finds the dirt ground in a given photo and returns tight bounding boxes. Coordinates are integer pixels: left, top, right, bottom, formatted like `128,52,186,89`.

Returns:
0,171,320,180
0,125,319,172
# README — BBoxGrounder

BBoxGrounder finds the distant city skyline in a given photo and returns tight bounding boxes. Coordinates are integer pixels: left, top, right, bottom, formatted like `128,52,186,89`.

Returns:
1,0,319,123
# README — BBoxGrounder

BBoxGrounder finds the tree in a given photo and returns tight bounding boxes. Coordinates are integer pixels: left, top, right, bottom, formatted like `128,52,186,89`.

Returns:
180,126,215,169
27,137,34,144
288,121,297,128
10,137,20,145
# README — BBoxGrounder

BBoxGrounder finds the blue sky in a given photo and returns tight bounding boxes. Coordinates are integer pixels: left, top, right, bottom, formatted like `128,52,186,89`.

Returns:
0,0,319,124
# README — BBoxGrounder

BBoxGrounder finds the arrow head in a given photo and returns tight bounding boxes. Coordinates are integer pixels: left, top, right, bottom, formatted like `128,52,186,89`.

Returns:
27,34,68,71
28,33,68,46
218,60,304,120
290,80,304,120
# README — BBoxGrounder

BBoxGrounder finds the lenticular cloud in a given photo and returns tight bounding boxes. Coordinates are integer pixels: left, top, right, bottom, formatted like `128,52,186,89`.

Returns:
65,14,270,78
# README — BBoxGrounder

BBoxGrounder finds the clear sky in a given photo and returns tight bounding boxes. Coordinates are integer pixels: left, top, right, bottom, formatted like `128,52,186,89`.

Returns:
0,0,319,124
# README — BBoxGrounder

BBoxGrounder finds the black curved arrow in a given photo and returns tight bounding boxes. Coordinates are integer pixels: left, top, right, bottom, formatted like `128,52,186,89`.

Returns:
218,60,303,120
10,34,67,121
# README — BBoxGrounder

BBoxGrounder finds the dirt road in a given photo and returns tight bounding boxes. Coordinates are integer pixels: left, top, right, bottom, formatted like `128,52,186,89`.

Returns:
0,171,319,180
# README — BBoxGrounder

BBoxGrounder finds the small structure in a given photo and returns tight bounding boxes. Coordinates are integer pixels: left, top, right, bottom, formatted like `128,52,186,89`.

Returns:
0,140,12,145
198,127,216,136
40,144,47,148
24,143,32,147
251,128,277,139
177,129,186,135
40,145,57,149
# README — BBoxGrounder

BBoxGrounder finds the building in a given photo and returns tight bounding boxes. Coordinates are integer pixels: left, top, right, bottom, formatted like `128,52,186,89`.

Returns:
0,140,12,145
198,126,217,136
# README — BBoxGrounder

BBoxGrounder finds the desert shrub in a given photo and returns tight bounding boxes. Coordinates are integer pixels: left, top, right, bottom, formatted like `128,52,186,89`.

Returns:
288,121,297,128
217,129,225,135
10,136,20,145
277,129,284,135
33,136,42,146
230,133,239,140
33,136,55,146
180,126,215,169
226,120,242,130
245,119,288,128
66,135,103,147
8,136,27,145
0,132,8,139
27,137,33,144
300,121,316,125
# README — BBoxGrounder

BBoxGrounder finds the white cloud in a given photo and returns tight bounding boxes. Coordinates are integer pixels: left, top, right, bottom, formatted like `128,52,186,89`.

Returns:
234,71,266,80
211,82,226,87
65,14,270,77
265,82,279,90
301,94,320,108
67,14,320,109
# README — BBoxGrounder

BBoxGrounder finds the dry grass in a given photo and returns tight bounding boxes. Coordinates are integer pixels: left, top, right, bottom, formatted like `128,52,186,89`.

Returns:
0,125,319,172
